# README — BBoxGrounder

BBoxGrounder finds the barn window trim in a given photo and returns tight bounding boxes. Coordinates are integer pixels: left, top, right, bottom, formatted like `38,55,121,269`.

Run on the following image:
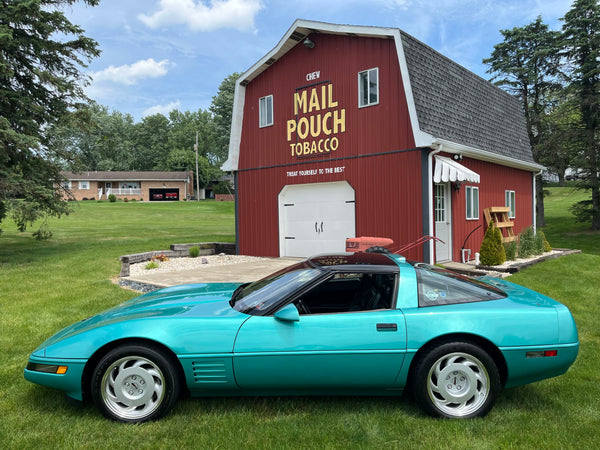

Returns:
465,186,479,220
358,68,379,108
259,95,274,128
505,190,516,218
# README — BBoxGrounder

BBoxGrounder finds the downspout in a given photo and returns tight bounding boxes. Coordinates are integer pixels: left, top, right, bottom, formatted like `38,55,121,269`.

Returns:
427,144,443,263
532,169,543,233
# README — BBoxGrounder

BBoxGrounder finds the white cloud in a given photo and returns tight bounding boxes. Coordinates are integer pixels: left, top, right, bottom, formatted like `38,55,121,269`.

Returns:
91,59,171,85
138,0,263,32
142,101,182,117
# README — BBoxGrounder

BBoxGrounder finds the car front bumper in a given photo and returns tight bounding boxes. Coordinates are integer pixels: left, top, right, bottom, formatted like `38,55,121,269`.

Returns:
24,356,87,401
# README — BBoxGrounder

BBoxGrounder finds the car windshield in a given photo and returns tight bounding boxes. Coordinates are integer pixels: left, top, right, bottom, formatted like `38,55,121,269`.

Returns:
231,265,323,315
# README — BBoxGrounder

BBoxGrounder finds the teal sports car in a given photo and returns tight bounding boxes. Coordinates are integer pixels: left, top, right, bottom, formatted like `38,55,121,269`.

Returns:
25,252,579,423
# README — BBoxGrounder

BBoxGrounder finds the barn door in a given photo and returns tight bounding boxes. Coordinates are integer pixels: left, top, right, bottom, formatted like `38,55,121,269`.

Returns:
434,183,452,262
279,181,356,257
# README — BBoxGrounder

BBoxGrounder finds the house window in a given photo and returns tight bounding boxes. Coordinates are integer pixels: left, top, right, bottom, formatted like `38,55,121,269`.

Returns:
358,68,379,108
466,186,479,220
79,181,90,190
259,95,273,128
505,190,516,218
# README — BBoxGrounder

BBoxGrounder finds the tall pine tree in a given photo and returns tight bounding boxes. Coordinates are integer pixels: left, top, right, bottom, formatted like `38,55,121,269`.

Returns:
562,0,600,229
484,17,562,227
0,0,100,236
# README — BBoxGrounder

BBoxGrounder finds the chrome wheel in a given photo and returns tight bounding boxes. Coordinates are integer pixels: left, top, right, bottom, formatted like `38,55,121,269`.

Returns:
101,356,165,421
92,344,180,423
426,352,489,417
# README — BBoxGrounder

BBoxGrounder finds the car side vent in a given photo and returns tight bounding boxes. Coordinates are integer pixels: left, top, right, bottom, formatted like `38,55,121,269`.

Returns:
192,360,228,384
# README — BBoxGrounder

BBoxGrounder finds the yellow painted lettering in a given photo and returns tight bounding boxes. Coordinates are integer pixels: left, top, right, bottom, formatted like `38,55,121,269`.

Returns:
310,114,321,137
309,88,320,112
294,91,307,115
330,137,339,151
286,119,297,141
322,112,332,135
333,109,345,134
303,141,310,155
328,84,338,108
297,117,309,139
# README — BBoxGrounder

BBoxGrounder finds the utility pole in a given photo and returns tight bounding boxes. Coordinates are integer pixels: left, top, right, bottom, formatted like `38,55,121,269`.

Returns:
194,131,200,201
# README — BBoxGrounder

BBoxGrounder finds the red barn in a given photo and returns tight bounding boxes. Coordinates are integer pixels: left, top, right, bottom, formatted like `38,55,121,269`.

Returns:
222,20,542,263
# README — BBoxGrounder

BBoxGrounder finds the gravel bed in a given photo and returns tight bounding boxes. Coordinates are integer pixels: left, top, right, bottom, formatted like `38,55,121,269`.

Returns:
129,253,265,276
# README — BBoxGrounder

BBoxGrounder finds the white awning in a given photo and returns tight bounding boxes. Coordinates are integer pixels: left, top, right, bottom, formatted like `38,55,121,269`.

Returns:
433,155,480,183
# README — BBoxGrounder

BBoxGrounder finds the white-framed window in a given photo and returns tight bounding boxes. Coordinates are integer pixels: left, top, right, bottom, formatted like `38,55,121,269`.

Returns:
505,190,516,218
259,95,273,128
466,186,479,220
79,181,90,190
358,67,379,108
62,181,72,190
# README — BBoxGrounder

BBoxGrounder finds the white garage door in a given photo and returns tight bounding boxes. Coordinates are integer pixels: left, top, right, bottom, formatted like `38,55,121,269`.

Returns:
279,181,356,257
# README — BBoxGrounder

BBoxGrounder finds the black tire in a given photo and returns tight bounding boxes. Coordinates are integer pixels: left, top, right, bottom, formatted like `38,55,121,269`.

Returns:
409,341,501,419
91,344,181,423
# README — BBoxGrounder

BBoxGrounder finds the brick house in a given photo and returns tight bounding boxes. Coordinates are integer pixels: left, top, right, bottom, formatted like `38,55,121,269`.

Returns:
61,171,194,201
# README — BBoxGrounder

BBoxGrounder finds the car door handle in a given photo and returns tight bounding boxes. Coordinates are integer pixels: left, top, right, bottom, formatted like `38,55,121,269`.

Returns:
376,323,397,332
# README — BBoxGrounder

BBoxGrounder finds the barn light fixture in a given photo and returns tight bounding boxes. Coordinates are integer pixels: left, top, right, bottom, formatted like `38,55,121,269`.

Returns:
303,37,315,49
453,154,463,161
454,180,463,192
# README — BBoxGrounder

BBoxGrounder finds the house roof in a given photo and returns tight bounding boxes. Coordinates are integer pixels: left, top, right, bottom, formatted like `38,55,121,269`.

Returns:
61,171,191,181
222,19,542,173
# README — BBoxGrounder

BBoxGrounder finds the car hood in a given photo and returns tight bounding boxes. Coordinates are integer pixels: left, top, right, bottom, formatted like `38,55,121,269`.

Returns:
33,282,245,353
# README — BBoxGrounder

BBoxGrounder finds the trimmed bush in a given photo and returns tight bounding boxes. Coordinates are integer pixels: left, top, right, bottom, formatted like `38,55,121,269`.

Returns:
479,221,506,266
535,229,552,253
189,245,200,258
108,193,117,203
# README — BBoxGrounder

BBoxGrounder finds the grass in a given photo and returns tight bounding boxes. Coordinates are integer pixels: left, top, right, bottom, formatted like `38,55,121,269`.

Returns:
1,193,599,448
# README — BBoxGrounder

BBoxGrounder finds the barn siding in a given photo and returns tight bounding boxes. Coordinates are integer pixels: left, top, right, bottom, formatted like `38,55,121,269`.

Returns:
237,34,421,257
448,157,533,262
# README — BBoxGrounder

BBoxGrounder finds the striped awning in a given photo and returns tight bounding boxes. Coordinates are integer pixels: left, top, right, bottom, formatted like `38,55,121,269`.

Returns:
433,155,480,183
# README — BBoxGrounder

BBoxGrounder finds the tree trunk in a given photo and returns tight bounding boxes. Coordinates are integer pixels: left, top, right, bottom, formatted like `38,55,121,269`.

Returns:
536,177,545,227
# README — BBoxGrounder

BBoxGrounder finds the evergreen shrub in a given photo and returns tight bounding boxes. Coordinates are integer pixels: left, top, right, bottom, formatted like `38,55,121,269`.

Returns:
479,221,506,266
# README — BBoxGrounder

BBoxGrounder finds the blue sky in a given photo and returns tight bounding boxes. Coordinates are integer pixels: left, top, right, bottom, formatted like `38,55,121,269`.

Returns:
65,0,574,120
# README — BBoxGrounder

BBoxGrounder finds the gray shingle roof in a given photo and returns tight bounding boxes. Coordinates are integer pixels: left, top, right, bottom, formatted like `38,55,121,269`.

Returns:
400,31,534,163
61,171,191,181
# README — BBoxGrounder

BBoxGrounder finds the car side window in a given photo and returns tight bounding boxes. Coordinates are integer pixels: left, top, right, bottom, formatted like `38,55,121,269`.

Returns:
413,263,506,307
295,272,396,315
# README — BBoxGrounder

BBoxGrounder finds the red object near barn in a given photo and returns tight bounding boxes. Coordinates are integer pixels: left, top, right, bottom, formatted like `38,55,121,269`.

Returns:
222,20,543,264
346,237,394,253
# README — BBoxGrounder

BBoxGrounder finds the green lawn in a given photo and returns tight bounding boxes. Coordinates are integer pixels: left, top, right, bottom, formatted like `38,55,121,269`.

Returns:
1,194,599,448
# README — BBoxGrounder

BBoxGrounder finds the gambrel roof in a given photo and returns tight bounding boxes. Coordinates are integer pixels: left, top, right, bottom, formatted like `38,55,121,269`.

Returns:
223,19,542,172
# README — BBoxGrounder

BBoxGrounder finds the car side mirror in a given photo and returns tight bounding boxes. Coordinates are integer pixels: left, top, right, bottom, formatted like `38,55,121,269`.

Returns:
274,303,300,322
